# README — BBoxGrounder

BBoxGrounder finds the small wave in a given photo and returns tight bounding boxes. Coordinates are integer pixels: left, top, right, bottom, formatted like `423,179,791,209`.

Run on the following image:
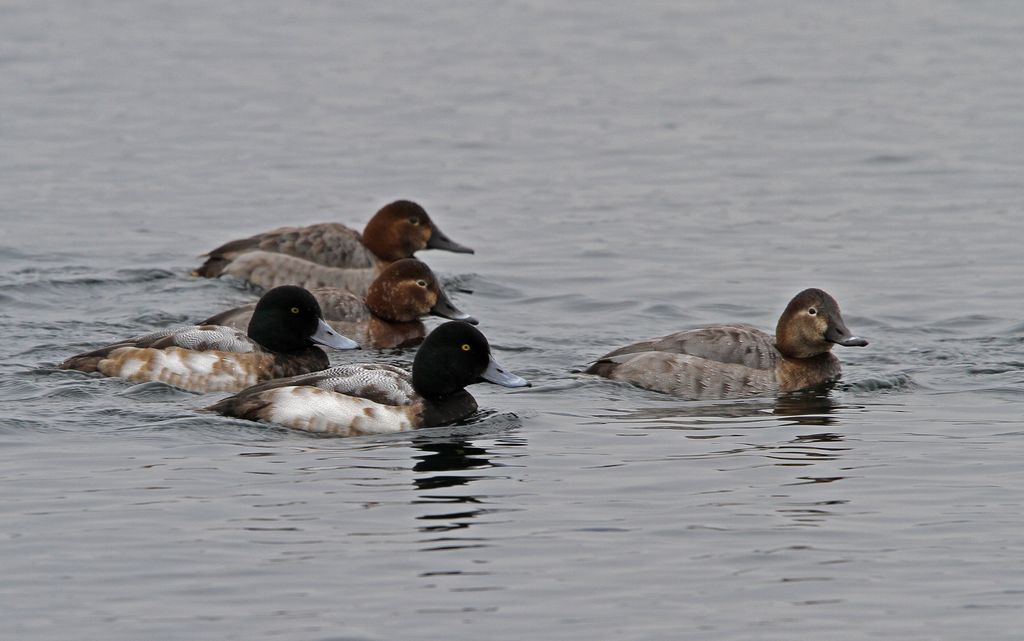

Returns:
641,302,689,317
116,380,198,401
338,410,527,444
440,273,475,295
114,414,274,438
129,311,194,326
0,372,50,397
43,385,106,401
449,273,522,299
926,314,1003,330
0,268,179,296
842,373,916,393
523,378,594,394
741,75,791,86
420,410,525,440
0,417,50,433
864,154,917,165
186,408,526,444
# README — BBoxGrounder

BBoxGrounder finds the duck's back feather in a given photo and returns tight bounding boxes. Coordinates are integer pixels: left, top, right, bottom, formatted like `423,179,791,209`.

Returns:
252,364,418,405
199,306,257,331
218,251,379,295
196,223,378,277
59,325,255,371
595,324,779,370
309,288,372,321
142,325,256,352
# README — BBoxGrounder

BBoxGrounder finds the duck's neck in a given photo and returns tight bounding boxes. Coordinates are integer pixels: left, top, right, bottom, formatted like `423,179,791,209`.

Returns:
366,317,427,349
266,346,330,378
775,352,841,393
361,227,405,263
418,390,479,428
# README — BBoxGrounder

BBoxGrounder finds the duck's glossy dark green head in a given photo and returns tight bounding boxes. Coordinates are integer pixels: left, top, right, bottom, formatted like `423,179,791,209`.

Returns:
248,285,359,353
411,321,528,398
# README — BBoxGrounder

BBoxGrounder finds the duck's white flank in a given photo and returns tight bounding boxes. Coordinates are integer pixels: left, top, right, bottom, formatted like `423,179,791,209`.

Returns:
98,347,262,393
263,386,417,436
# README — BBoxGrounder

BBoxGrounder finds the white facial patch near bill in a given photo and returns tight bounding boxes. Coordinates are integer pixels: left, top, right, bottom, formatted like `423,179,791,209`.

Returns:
263,386,416,436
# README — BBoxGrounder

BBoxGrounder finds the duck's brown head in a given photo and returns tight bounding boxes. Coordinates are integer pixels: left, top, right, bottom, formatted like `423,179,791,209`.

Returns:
364,258,477,324
361,200,474,262
775,288,868,359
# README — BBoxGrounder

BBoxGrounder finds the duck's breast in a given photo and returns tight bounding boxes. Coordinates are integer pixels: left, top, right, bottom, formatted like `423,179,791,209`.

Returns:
776,353,843,392
365,318,427,349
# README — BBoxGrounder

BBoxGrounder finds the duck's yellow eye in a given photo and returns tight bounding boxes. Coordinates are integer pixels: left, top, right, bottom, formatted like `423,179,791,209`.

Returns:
461,344,471,352
291,307,300,314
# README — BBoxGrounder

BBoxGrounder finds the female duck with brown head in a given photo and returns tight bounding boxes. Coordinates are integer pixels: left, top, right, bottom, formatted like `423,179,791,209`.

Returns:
193,200,474,295
200,258,477,349
586,288,868,399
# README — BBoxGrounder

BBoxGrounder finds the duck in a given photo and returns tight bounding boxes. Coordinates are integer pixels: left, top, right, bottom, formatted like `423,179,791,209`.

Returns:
193,200,474,294
199,258,477,349
207,320,529,436
586,288,868,399
58,285,359,393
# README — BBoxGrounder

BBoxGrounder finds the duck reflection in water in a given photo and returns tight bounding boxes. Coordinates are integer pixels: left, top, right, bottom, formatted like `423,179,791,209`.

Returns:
409,435,525,546
597,382,844,427
413,438,497,491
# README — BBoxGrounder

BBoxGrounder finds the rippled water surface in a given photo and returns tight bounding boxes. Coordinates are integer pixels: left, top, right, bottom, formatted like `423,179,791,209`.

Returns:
3,2,1024,639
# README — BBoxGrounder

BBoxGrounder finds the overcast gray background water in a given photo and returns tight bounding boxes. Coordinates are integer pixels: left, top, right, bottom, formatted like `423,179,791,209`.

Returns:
2,1,1024,640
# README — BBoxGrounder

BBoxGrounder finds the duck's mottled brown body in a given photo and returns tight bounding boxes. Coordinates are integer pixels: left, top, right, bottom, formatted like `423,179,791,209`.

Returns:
59,286,356,393
64,341,329,393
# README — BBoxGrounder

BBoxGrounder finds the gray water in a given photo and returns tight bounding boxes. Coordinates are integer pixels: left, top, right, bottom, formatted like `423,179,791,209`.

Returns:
3,1,1024,639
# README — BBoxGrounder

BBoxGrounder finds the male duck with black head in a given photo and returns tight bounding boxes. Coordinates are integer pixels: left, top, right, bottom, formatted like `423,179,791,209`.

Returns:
193,200,474,295
59,286,359,393
208,321,529,436
587,288,868,399
199,258,476,349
